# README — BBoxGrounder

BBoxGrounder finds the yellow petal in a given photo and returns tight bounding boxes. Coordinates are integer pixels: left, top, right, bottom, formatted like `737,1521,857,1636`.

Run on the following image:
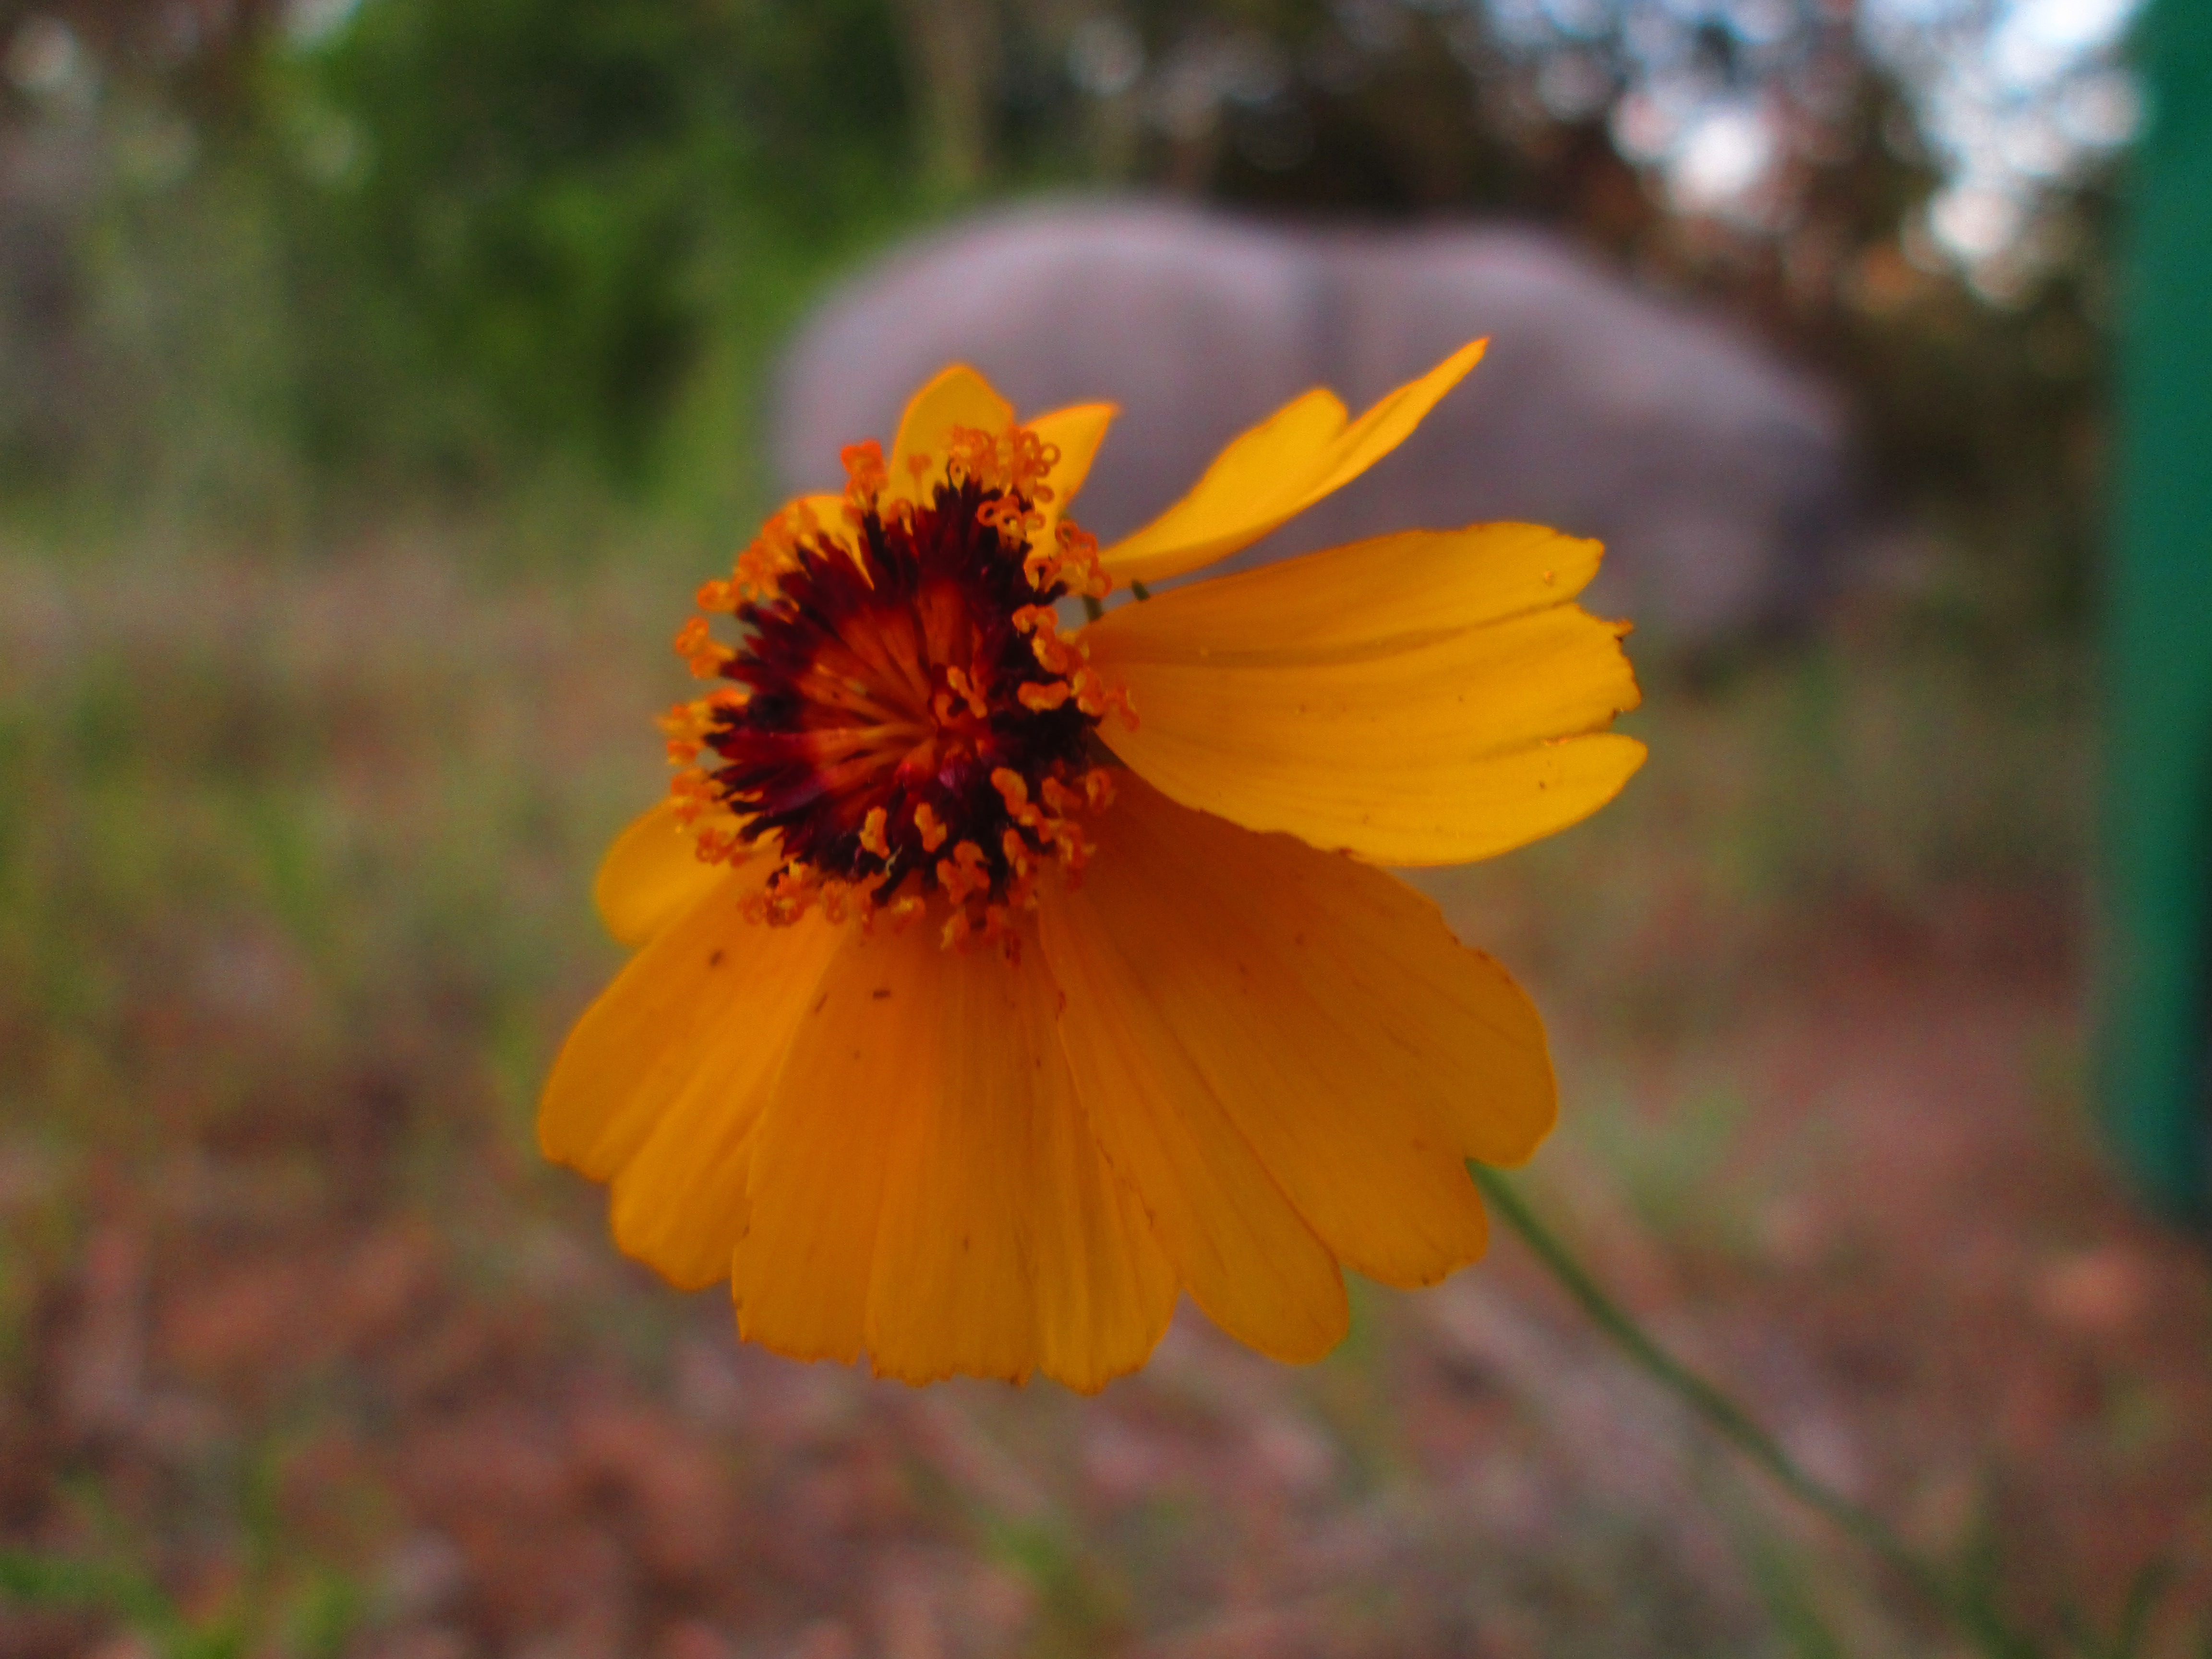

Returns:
1086,522,1646,865
1028,400,1117,546
593,798,732,948
1042,884,1347,1360
794,492,849,533
887,364,1016,504
605,1013,774,1290
1042,777,1547,1319
731,917,1176,1387
539,865,846,1286
1025,1018,1181,1393
1099,340,1487,586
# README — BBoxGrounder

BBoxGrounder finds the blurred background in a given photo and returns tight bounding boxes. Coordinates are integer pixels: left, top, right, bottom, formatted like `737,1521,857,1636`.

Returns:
2,0,2206,1655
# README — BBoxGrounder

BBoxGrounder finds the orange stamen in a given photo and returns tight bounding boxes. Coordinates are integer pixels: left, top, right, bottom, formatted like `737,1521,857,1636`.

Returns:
912,802,949,853
841,440,888,504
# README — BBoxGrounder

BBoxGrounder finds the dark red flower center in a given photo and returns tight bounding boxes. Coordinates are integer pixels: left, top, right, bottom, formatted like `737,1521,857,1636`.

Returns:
665,456,1126,943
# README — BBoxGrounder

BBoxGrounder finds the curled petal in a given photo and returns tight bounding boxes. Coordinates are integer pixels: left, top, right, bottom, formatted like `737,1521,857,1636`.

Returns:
1099,341,1486,586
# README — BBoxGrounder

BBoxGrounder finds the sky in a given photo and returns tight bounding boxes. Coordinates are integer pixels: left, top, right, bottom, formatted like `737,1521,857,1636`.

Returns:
1864,0,2143,272
1628,0,2144,278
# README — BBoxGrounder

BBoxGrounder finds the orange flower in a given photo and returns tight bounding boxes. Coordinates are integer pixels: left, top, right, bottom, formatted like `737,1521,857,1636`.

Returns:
541,343,1643,1390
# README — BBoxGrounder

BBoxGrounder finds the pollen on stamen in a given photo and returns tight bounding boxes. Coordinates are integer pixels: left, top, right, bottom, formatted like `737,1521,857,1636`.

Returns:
841,440,889,501
1018,681,1072,712
674,616,734,679
912,802,950,853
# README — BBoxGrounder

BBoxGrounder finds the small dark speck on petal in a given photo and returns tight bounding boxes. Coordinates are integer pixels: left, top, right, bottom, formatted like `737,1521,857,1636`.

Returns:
871,986,892,999
812,992,830,1014
708,949,725,967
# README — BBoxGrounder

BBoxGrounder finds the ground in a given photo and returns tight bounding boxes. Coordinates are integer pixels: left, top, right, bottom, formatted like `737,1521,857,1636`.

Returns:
0,534,2204,1658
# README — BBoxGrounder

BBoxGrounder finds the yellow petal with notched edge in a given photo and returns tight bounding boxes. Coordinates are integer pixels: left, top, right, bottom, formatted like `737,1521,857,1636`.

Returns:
886,364,1016,505
605,1010,774,1290
540,860,844,1223
731,916,1177,1387
593,797,733,948
1042,863,1349,1360
1086,522,1645,865
1042,777,1549,1313
862,919,1175,1388
1028,401,1117,546
1099,340,1487,586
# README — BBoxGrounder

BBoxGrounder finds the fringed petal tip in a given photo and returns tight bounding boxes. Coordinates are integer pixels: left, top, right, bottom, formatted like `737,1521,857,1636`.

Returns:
1088,521,1646,866
1039,775,1554,1354
729,915,1178,1394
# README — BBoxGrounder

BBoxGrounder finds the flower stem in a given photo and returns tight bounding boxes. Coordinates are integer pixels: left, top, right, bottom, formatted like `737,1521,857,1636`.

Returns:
1469,1165,2029,1652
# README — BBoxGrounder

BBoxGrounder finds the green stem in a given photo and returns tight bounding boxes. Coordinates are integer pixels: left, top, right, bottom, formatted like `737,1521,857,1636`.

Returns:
1470,1164,2027,1651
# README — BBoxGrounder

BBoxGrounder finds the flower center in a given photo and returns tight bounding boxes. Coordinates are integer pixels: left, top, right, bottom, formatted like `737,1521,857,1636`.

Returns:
662,427,1131,950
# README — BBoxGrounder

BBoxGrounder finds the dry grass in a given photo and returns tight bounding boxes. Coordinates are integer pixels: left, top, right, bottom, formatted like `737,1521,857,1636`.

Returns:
0,530,2204,1659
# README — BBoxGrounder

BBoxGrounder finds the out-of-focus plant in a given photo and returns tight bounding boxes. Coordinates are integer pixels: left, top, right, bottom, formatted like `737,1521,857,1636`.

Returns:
0,1446,364,1659
0,0,923,518
1475,1168,2183,1659
287,0,917,486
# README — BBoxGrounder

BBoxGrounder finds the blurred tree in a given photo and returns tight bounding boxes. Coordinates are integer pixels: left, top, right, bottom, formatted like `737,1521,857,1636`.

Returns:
0,0,922,505
984,0,2120,628
290,0,919,484
0,0,2131,606
0,0,279,125
894,0,997,191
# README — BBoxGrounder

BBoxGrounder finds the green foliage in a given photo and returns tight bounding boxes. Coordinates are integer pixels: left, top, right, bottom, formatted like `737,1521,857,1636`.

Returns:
1482,1170,2193,1659
5,0,933,518
282,0,918,483
0,1533,364,1659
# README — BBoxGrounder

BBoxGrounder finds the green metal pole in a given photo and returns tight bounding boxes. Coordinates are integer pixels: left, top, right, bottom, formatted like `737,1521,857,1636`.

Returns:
2106,0,2212,1221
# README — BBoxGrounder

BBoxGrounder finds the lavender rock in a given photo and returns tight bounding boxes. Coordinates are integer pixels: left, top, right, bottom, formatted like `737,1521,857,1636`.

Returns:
776,200,1852,647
